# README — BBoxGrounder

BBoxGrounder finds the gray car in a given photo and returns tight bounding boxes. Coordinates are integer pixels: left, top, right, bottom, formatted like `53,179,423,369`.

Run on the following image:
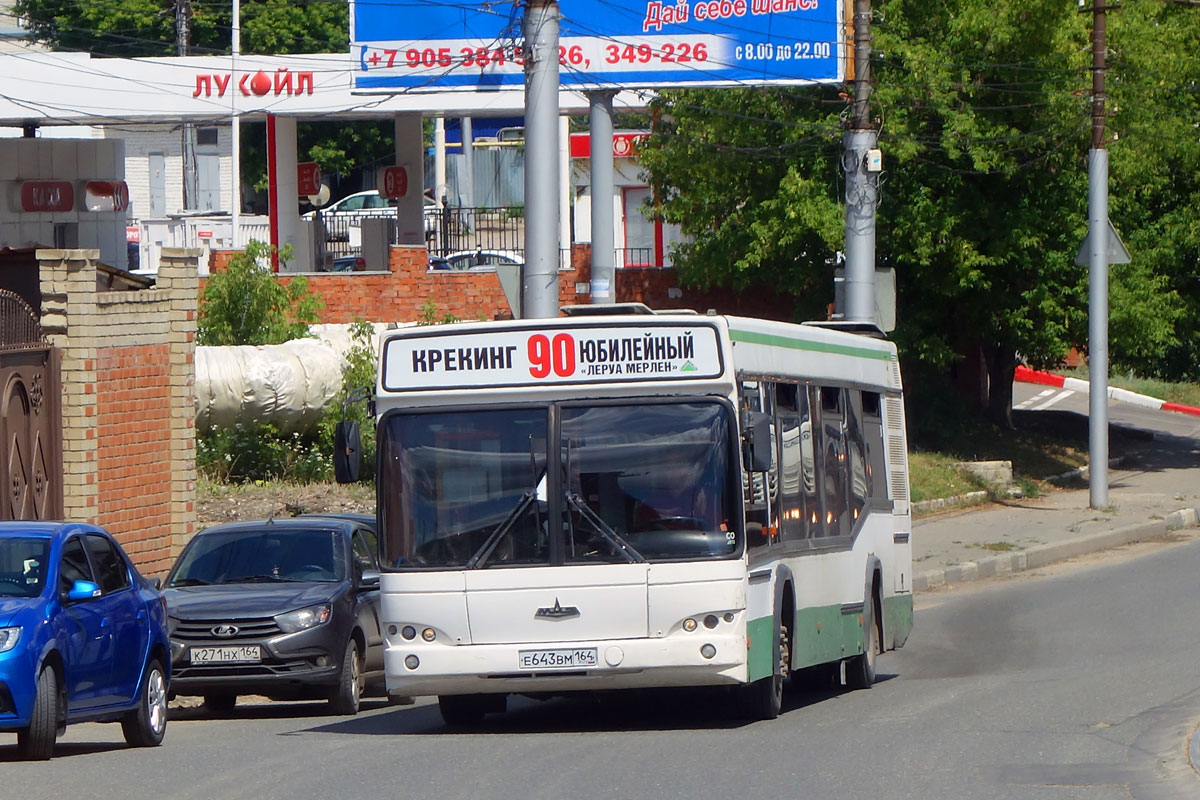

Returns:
163,515,383,715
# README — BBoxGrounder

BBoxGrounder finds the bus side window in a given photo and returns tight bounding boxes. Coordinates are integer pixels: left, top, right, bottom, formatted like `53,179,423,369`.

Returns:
861,391,888,502
775,382,806,543
818,386,850,538
846,390,870,522
742,380,777,550
803,384,822,538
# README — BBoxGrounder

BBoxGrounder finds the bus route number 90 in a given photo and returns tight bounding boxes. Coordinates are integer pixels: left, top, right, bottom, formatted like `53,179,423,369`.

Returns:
528,333,576,378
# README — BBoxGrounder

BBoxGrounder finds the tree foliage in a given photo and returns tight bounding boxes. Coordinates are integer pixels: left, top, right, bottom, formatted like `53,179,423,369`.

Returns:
638,0,1199,425
197,240,323,346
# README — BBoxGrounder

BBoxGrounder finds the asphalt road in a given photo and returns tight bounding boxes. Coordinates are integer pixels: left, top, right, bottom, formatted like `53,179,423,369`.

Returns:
5,535,1199,799
1013,381,1200,440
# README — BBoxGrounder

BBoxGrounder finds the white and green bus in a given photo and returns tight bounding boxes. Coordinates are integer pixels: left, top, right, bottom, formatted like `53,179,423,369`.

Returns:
363,305,912,724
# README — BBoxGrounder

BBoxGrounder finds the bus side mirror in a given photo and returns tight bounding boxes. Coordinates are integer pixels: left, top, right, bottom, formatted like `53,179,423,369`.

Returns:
334,420,361,484
743,410,772,472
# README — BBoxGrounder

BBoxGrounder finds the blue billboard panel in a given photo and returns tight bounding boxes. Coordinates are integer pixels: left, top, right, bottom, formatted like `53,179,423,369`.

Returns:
350,0,844,93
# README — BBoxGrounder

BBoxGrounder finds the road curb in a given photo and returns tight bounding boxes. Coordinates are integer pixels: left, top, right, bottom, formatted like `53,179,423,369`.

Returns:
1014,365,1200,417
913,507,1200,592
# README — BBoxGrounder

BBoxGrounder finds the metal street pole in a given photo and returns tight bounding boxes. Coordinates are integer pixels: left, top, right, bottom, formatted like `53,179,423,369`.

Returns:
521,0,560,319
1087,2,1110,508
230,0,241,248
588,90,617,303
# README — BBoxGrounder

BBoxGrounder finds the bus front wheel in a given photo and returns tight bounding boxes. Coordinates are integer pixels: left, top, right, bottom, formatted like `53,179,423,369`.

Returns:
737,619,789,721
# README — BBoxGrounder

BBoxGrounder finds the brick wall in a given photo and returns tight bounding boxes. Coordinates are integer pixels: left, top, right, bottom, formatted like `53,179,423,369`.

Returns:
207,244,802,324
39,247,199,577
96,343,173,567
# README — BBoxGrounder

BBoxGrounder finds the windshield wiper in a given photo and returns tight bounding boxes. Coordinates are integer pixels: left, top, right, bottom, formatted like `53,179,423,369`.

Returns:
466,434,545,569
168,578,212,587
466,492,534,569
563,490,643,563
230,574,302,583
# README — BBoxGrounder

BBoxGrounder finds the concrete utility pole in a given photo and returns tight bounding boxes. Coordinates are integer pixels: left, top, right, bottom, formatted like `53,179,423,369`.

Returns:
588,90,617,303
1086,2,1111,508
177,0,198,210
842,0,879,323
522,0,561,319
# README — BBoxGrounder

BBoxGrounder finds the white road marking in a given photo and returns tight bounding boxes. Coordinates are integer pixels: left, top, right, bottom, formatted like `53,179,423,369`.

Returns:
1032,389,1075,411
1014,389,1056,410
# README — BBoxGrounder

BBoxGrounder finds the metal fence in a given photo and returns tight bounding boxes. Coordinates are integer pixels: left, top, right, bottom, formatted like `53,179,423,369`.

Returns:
319,206,527,260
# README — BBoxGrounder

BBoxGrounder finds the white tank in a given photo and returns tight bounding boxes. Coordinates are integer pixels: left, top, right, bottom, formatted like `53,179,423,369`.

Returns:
194,323,388,433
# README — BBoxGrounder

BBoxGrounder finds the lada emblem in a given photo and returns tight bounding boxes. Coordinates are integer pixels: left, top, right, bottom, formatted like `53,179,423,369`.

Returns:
211,624,240,638
535,598,580,620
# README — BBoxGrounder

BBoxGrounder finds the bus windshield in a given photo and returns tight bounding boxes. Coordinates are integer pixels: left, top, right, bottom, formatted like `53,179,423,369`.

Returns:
378,401,737,569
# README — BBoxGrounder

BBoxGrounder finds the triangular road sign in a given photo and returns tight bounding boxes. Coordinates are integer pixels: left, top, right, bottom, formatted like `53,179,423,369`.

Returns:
1075,219,1131,266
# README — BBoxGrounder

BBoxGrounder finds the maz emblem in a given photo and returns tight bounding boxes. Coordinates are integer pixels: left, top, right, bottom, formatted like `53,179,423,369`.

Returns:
535,598,580,620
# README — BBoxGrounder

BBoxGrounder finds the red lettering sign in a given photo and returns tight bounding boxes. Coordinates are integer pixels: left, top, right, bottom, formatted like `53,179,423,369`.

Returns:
568,132,648,159
297,162,322,197
20,181,74,213
379,166,408,199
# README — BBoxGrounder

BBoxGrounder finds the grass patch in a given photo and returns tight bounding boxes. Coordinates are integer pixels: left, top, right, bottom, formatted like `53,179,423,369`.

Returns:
908,452,991,503
979,541,1016,552
1057,367,1200,408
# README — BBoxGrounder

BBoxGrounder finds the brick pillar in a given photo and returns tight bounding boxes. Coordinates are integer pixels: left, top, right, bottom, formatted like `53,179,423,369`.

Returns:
158,248,200,565
38,249,102,524
37,247,200,576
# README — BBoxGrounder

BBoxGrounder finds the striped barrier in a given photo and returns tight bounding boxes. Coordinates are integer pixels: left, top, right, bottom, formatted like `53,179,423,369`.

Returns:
1013,366,1200,417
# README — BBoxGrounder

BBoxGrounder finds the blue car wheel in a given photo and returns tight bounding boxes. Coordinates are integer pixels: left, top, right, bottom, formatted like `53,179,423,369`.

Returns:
17,666,59,760
121,660,168,747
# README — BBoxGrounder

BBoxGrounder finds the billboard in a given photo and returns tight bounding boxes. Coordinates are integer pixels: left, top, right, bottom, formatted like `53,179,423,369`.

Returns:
350,0,845,93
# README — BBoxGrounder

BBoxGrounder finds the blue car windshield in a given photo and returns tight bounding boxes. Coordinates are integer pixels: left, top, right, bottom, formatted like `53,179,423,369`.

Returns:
168,529,344,586
0,537,51,597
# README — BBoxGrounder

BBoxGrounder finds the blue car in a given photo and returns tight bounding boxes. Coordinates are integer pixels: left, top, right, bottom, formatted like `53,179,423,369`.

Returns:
0,521,171,759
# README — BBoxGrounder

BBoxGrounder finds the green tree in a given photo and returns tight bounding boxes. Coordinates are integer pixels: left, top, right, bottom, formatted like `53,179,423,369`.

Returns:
639,0,1192,426
197,240,323,346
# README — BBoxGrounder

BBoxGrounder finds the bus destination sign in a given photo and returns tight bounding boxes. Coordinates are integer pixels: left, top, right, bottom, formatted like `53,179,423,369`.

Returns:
382,324,724,391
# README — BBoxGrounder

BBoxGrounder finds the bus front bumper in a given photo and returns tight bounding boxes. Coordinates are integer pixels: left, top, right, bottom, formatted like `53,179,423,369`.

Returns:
385,632,748,697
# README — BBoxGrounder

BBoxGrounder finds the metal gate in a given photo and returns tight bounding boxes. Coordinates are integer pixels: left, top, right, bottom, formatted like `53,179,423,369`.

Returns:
0,290,62,521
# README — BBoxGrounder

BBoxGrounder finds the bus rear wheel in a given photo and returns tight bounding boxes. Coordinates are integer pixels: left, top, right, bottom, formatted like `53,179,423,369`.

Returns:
846,590,880,690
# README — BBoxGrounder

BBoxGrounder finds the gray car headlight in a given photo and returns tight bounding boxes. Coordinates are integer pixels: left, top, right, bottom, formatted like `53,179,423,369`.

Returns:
0,627,20,653
274,604,332,634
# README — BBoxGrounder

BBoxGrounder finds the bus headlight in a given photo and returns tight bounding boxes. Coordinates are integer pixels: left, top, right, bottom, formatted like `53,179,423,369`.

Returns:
682,618,698,632
404,655,420,670
421,627,437,642
700,644,717,659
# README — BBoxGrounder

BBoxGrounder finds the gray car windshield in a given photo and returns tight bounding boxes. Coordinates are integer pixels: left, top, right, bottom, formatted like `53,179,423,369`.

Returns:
168,529,344,586
0,537,50,597
379,401,736,569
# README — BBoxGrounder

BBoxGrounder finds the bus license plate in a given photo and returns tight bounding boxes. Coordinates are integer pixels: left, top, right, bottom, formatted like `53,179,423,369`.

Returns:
190,645,261,664
517,648,598,670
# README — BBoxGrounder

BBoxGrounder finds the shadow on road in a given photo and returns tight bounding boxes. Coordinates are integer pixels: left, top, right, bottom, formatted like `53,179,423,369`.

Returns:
290,678,889,737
